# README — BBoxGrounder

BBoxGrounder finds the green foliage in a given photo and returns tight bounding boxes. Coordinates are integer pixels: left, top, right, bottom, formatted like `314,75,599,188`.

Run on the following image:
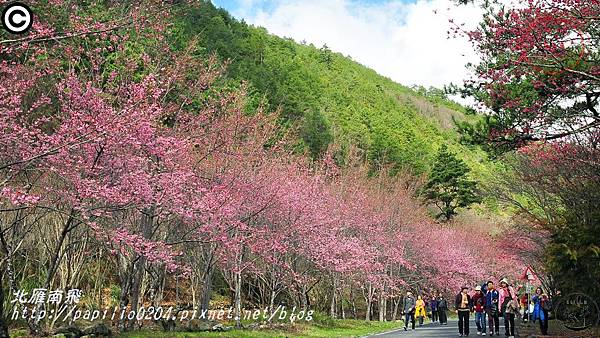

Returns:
486,149,600,300
454,115,517,157
110,284,121,306
309,311,336,327
422,145,482,220
165,1,487,172
412,85,467,114
301,110,333,160
544,181,600,300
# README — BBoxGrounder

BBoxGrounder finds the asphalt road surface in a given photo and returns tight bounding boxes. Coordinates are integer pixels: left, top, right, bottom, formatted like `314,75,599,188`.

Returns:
367,319,517,338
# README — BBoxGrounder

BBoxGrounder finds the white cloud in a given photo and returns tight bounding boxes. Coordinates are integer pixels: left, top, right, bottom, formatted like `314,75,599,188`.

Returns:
232,0,483,89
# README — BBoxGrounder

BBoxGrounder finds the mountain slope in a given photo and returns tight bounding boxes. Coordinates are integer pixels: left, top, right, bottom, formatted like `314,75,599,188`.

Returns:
169,1,489,175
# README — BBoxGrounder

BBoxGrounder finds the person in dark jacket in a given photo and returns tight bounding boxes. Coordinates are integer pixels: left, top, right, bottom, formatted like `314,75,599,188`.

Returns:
485,281,500,336
430,293,438,323
472,285,487,335
402,291,416,331
438,294,448,325
455,286,473,337
532,287,550,335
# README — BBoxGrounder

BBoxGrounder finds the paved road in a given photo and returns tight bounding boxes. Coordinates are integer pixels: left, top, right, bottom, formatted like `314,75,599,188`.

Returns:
368,319,501,338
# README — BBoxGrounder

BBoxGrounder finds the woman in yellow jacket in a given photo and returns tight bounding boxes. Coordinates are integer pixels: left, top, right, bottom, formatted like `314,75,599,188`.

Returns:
415,295,427,326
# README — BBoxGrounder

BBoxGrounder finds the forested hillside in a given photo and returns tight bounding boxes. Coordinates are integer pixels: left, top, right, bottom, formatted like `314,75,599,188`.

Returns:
169,1,485,174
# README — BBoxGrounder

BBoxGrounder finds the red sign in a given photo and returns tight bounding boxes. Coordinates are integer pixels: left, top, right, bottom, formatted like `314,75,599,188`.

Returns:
520,267,536,281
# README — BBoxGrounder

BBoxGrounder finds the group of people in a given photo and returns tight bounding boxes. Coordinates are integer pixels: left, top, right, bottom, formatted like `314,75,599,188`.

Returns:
402,278,551,337
456,278,551,337
402,291,449,330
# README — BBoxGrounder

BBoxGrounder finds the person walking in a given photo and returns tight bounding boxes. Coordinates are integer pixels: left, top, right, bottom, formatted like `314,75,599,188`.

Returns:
532,287,550,336
415,295,427,326
499,278,518,338
438,294,448,325
472,285,487,336
430,293,439,323
484,281,500,337
455,286,473,337
403,291,416,331
520,293,529,322
505,295,520,338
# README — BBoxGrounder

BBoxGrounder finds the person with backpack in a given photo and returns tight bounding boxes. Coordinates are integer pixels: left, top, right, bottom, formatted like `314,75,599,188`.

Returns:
499,278,519,338
485,280,500,337
455,286,473,337
472,285,487,336
403,291,416,331
438,294,448,325
532,287,550,335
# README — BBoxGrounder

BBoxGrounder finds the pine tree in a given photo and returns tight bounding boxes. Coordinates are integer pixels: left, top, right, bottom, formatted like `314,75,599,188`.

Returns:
302,109,333,160
422,145,481,221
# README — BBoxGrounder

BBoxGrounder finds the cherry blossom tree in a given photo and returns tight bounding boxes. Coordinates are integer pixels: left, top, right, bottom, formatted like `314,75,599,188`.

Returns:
456,0,600,152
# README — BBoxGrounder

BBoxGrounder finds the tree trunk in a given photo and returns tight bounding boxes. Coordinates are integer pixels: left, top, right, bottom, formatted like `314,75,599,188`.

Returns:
0,221,18,294
340,290,346,320
0,220,18,338
151,265,167,308
0,273,9,338
329,278,337,319
379,295,386,321
126,256,146,330
117,261,133,331
268,269,277,322
301,284,309,311
199,243,216,314
200,263,213,312
126,207,155,330
234,252,243,329
350,289,357,319
392,297,400,321
30,210,75,335
364,283,373,321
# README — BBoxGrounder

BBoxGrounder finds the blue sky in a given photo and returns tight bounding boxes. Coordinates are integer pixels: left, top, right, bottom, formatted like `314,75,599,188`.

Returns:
214,0,420,16
209,0,483,90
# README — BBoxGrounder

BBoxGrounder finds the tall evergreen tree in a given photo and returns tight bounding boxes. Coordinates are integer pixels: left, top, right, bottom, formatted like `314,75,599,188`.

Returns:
302,109,333,160
422,145,481,221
